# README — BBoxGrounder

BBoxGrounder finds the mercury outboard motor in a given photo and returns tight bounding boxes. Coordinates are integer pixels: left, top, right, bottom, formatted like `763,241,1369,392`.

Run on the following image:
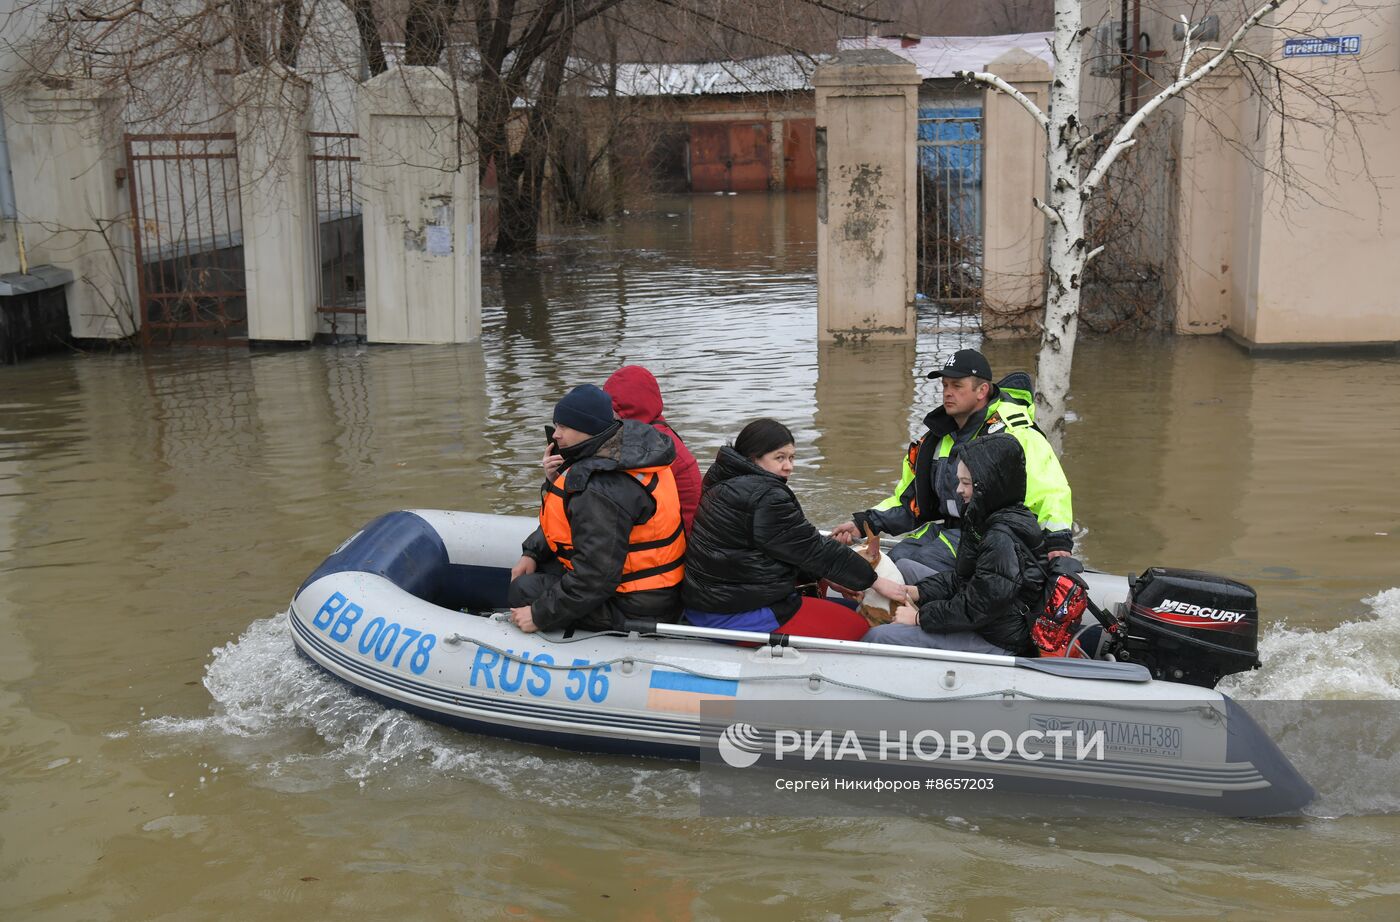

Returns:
1111,567,1261,688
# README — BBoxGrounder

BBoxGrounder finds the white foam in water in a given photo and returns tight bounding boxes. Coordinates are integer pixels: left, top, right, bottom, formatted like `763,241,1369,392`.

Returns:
1217,588,1400,817
1220,587,1400,700
143,611,698,809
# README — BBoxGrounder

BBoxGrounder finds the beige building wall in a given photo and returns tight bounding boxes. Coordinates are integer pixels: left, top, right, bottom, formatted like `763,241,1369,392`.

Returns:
1078,0,1400,348
1237,1,1400,347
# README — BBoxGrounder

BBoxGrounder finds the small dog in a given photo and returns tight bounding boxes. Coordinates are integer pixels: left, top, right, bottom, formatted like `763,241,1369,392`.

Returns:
852,527,906,627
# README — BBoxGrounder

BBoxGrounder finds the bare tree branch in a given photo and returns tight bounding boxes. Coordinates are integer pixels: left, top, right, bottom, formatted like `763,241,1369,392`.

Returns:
954,68,1050,131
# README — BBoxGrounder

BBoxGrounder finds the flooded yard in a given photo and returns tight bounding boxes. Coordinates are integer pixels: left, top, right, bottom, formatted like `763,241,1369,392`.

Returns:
3,192,1399,919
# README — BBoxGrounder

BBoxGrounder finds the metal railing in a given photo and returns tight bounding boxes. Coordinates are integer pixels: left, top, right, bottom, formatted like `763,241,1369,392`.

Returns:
308,131,365,340
124,133,246,346
915,110,984,317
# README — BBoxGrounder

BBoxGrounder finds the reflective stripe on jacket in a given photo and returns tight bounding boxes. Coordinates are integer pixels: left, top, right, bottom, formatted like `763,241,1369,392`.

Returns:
541,463,686,592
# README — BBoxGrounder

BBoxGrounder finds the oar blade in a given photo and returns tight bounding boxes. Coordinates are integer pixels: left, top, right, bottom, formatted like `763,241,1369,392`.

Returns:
1014,656,1152,683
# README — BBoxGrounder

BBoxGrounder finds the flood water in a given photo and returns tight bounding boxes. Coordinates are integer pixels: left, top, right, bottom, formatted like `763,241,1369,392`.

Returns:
4,192,1400,919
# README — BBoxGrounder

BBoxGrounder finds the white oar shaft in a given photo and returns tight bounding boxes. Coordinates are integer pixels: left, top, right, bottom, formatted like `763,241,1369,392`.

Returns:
628,620,1019,667
621,620,1152,682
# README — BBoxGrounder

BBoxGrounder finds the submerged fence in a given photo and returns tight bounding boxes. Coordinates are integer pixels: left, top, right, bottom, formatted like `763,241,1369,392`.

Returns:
124,133,246,346
308,132,366,340
915,108,984,317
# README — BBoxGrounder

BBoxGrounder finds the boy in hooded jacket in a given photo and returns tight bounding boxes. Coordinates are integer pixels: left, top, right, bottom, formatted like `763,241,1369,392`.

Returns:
861,433,1046,655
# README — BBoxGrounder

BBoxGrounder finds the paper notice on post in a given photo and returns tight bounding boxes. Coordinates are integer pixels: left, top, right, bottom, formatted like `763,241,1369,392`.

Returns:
425,225,453,256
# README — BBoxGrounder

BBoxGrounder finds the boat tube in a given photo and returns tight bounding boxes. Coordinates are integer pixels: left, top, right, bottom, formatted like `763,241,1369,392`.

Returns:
288,510,1314,815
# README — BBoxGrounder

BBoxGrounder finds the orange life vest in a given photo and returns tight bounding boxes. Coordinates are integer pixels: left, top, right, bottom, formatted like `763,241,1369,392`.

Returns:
906,441,923,517
539,464,686,592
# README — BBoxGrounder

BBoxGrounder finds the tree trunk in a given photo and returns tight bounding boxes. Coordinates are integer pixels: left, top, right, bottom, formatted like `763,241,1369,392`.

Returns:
232,0,270,69
495,21,573,253
403,0,459,66
1035,0,1089,451
345,0,388,76
278,0,306,68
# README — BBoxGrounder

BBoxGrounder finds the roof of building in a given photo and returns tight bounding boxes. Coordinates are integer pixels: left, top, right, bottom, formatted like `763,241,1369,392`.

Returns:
594,54,822,97
397,33,1054,102
836,33,1055,79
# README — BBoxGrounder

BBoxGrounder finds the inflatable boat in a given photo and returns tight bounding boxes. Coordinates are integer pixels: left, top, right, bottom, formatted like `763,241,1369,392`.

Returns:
288,510,1314,815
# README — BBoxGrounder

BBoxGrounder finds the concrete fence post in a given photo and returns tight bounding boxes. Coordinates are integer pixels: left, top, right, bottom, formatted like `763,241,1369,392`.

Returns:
979,49,1051,338
234,65,317,344
357,67,480,344
8,79,135,339
1170,73,1242,336
813,49,920,342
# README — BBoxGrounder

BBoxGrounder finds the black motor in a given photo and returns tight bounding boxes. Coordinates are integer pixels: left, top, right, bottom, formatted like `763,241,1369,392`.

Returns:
1112,567,1261,688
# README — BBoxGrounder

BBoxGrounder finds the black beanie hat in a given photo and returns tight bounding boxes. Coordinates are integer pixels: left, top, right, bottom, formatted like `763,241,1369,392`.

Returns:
554,384,616,436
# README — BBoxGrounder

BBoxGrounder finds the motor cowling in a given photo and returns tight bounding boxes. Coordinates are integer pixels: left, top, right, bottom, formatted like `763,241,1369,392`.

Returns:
1115,567,1261,688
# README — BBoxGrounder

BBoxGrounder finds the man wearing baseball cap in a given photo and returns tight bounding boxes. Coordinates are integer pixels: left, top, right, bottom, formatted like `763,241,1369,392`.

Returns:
508,384,686,633
832,348,1073,582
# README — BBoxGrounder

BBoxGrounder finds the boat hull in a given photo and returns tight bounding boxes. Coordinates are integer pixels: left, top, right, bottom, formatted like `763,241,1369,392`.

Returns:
289,509,1314,815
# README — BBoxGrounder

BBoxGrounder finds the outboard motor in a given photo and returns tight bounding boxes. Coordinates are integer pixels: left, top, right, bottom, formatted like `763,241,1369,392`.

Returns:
1112,568,1261,688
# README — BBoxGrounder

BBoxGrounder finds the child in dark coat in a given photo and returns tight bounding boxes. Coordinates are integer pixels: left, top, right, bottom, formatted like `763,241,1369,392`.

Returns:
861,433,1046,655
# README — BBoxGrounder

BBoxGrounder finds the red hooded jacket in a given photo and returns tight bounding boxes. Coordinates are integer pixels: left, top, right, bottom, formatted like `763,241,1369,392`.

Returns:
604,365,701,531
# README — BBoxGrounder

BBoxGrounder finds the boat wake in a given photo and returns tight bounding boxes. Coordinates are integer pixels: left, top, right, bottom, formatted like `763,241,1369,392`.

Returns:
1218,588,1400,700
147,589,1400,818
142,610,701,809
1218,588,1400,818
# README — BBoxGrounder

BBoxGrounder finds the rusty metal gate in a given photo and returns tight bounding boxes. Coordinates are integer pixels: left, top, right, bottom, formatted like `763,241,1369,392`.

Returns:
308,131,365,340
124,133,246,346
688,121,772,193
916,108,984,313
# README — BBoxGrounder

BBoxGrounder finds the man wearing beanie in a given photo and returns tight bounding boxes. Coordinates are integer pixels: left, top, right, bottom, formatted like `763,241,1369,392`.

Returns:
509,384,687,633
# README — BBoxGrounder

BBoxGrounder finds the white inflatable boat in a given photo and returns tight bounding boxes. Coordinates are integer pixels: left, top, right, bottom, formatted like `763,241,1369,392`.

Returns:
288,510,1314,815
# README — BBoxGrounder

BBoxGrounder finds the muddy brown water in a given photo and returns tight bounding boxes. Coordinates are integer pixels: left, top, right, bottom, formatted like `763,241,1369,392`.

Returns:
4,193,1400,919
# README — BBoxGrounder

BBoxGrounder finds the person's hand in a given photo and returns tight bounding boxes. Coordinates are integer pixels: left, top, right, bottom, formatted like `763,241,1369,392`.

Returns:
893,604,918,626
871,577,909,604
542,446,564,480
831,521,860,545
510,606,539,633
511,555,537,580
1047,550,1071,560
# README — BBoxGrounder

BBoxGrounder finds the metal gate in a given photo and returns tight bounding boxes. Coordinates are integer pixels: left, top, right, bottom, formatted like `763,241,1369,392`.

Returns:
916,108,984,312
308,131,365,340
688,121,772,193
124,133,246,346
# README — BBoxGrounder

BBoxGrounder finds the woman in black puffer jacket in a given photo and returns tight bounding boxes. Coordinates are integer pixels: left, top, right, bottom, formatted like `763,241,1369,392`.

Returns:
682,419,906,640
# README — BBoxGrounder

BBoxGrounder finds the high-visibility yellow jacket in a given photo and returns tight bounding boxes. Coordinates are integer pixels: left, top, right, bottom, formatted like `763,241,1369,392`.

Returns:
853,382,1074,555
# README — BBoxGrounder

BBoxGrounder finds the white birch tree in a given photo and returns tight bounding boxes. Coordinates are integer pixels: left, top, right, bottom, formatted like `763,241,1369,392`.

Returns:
956,0,1367,447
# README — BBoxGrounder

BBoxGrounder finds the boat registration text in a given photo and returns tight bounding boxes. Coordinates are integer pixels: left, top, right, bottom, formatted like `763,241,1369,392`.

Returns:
309,591,438,675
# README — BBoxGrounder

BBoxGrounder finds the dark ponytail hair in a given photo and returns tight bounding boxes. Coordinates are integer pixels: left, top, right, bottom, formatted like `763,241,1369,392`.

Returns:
733,418,795,461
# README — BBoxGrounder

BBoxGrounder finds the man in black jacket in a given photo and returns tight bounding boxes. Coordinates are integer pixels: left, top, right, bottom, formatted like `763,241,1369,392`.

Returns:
861,434,1046,655
509,385,685,633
